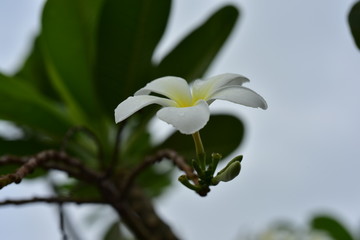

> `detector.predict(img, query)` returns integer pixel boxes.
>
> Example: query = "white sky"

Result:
[1,0,360,239]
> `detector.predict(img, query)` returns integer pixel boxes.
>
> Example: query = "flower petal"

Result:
[115,95,176,123]
[156,100,210,134]
[209,87,268,109]
[135,76,192,107]
[192,73,249,100]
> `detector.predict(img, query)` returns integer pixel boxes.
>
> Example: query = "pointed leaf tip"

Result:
[156,5,240,80]
[349,1,360,50]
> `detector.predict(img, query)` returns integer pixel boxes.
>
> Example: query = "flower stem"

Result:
[192,131,206,170]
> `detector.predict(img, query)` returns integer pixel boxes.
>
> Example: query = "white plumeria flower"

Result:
[114,73,267,134]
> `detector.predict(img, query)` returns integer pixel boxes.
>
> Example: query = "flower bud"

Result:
[211,161,241,185]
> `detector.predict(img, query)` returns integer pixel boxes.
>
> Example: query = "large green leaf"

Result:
[349,1,360,50]
[0,137,50,156]
[311,215,354,240]
[0,73,72,137]
[15,36,60,101]
[95,0,171,116]
[137,166,172,197]
[156,5,239,81]
[157,114,244,161]
[103,222,123,240]
[41,0,103,122]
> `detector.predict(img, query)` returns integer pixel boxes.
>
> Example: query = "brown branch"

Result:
[0,150,58,189]
[121,149,198,198]
[0,149,180,240]
[0,150,110,197]
[0,196,106,206]
[0,150,107,190]
[0,155,27,165]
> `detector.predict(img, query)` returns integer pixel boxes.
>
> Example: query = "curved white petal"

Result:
[192,73,249,101]
[209,87,268,109]
[135,76,192,107]
[156,100,210,134]
[115,95,176,123]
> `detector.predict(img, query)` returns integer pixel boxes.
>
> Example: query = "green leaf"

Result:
[349,1,360,50]
[95,0,171,116]
[156,5,239,81]
[41,0,103,121]
[15,36,60,101]
[0,137,51,156]
[137,166,172,197]
[0,73,72,137]
[120,117,153,167]
[103,222,123,240]
[311,215,354,240]
[157,114,245,161]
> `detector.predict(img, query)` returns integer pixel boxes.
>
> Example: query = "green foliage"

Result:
[156,5,239,81]
[137,166,173,197]
[103,222,134,240]
[311,215,355,240]
[158,114,245,161]
[95,0,171,116]
[0,73,72,137]
[15,36,60,101]
[41,0,103,121]
[103,222,122,240]
[349,1,360,50]
[0,136,50,156]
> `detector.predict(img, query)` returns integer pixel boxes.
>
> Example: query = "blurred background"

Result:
[1,0,359,239]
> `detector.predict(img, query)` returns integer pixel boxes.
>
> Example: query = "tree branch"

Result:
[58,203,68,240]
[0,150,57,189]
[0,196,106,206]
[0,150,107,189]
[121,149,198,198]
[0,149,180,239]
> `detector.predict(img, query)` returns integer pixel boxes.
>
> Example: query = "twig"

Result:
[121,149,198,198]
[0,150,105,189]
[0,196,106,206]
[0,150,57,189]
[61,207,83,240]
[0,155,26,165]
[58,203,68,240]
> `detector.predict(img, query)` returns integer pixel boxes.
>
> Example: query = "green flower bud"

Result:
[178,175,200,191]
[211,161,241,185]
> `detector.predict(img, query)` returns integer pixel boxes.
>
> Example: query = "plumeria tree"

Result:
[0,0,267,239]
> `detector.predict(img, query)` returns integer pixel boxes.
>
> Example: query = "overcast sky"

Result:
[1,0,360,240]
